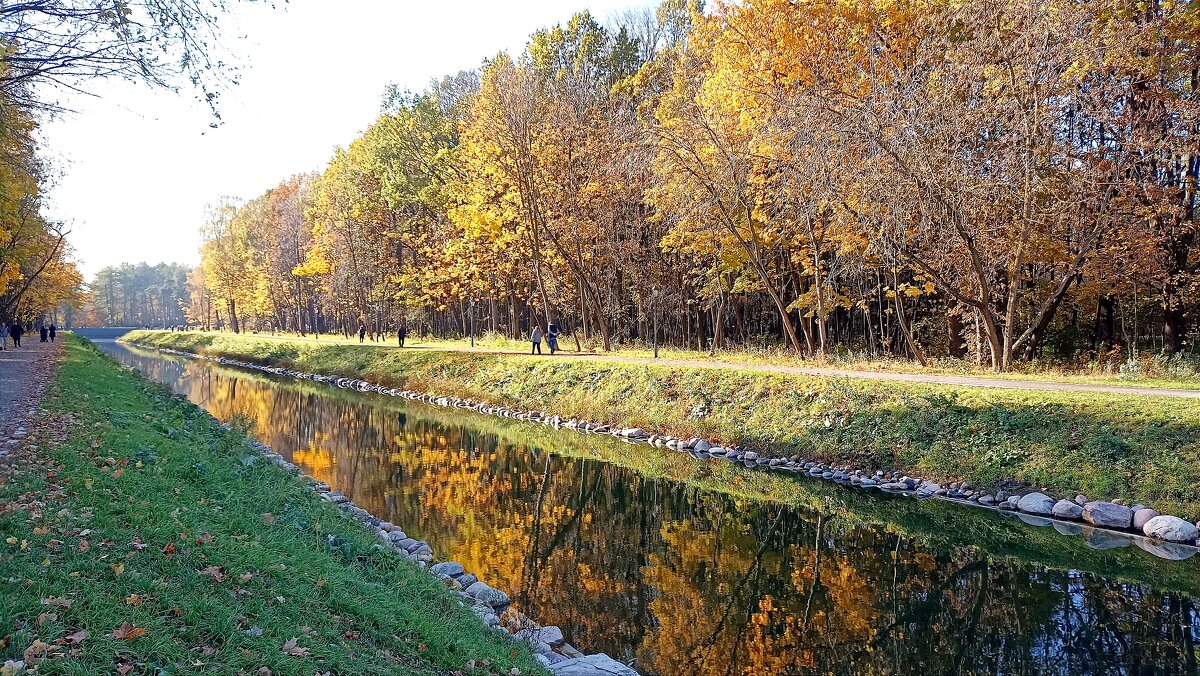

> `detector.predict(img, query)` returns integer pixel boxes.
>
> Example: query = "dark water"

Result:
[96,340,1200,675]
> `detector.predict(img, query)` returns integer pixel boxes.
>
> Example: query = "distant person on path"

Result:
[358,322,366,344]
[530,325,543,355]
[10,323,22,347]
[0,324,8,350]
[39,325,48,342]
[547,322,560,355]
[49,324,56,342]
[397,325,407,347]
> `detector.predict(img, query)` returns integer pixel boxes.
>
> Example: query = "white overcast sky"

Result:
[37,0,647,279]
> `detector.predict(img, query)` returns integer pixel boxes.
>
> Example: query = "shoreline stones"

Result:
[139,343,1200,561]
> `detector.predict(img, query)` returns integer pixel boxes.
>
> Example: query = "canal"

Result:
[95,338,1200,675]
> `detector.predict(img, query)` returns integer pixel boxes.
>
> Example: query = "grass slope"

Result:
[124,330,1200,520]
[0,335,542,675]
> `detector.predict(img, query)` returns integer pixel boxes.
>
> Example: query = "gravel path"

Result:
[0,337,62,441]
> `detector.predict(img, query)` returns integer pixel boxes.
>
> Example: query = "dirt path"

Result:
[0,337,63,448]
[123,331,1200,399]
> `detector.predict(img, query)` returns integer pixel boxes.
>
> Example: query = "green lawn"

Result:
[124,330,1200,519]
[189,328,1200,391]
[0,335,543,675]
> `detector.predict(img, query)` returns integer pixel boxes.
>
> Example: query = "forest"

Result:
[192,0,1199,372]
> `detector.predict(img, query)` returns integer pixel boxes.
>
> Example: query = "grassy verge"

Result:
[0,335,543,675]
[124,330,1200,520]
[130,345,1200,595]
[192,328,1200,391]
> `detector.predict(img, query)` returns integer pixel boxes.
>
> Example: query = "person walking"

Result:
[0,323,8,350]
[39,325,48,343]
[48,324,56,342]
[358,322,366,344]
[397,325,407,347]
[11,322,22,348]
[530,325,543,355]
[547,322,560,355]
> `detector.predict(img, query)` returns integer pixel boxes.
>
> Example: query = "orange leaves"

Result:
[110,623,145,641]
[162,542,175,557]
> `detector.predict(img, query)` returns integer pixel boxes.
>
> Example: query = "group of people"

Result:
[530,322,560,355]
[0,322,55,350]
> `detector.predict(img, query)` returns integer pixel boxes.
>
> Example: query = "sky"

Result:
[37,0,648,279]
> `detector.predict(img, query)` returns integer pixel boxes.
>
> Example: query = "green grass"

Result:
[198,328,1200,391]
[0,335,544,675]
[123,330,1200,520]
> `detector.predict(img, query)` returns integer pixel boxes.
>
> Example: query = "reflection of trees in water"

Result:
[111,347,1200,675]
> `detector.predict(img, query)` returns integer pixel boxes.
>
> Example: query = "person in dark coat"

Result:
[397,325,407,347]
[10,323,22,347]
[48,324,56,342]
[39,325,48,342]
[358,322,366,344]
[547,322,560,354]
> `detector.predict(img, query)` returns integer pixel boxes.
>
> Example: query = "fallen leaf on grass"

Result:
[111,623,145,641]
[199,566,227,582]
[238,572,253,583]
[163,542,175,557]
[195,533,214,546]
[115,662,134,675]
[343,630,360,640]
[123,594,142,607]
[261,513,275,525]
[32,526,49,536]
[58,631,87,645]
[76,540,89,553]
[23,640,57,665]
[243,626,263,637]
[280,638,308,657]
[36,613,56,626]
[40,597,72,609]
[111,562,124,577]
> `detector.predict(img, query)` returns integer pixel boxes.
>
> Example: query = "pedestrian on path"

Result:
[0,324,7,350]
[39,325,48,343]
[397,325,407,347]
[547,322,560,355]
[358,322,366,344]
[11,323,22,347]
[530,325,543,355]
[48,324,56,342]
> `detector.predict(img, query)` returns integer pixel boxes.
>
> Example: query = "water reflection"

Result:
[100,341,1200,675]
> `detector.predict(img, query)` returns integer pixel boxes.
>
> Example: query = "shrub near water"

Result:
[125,331,1200,519]
[0,335,542,675]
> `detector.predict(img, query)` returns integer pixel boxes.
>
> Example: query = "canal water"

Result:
[97,340,1200,675]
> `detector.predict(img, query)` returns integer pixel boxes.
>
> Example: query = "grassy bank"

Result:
[0,335,542,675]
[184,328,1200,391]
[127,343,1200,594]
[124,330,1200,519]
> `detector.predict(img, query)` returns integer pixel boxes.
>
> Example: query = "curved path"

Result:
[91,330,1200,399]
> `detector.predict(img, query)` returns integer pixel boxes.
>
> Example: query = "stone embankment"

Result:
[150,346,1200,565]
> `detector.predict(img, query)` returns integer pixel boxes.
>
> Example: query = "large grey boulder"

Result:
[1083,501,1132,530]
[1017,492,1055,516]
[1051,500,1083,520]
[1142,515,1200,543]
[548,654,639,675]
[1132,508,1160,530]
[693,439,711,452]
[430,562,464,577]
[465,581,509,607]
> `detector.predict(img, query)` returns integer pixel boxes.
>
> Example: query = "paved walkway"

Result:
[0,337,62,438]
[130,331,1200,399]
